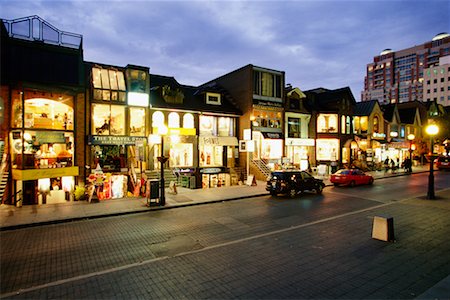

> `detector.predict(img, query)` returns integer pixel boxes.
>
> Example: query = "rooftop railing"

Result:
[2,15,82,49]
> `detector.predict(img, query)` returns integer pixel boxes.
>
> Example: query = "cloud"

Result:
[1,0,448,100]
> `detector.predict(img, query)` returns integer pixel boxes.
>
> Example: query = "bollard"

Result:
[372,215,395,242]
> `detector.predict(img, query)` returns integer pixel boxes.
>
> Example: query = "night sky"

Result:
[1,0,448,100]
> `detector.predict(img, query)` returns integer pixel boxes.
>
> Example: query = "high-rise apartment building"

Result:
[423,55,450,107]
[362,33,450,104]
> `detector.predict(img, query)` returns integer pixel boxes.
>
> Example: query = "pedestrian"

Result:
[384,157,390,173]
[390,159,396,173]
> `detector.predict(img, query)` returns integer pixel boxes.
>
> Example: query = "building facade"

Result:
[423,55,450,106]
[362,33,450,104]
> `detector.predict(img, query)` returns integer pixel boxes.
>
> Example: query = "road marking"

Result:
[0,196,429,298]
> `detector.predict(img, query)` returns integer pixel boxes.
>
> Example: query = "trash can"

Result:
[147,179,160,206]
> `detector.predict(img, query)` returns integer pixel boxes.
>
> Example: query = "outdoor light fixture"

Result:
[425,124,439,199]
[407,134,415,173]
[157,124,169,206]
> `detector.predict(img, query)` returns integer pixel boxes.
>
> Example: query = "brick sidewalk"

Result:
[0,165,431,230]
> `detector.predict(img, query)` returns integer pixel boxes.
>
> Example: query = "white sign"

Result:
[285,138,315,146]
[243,129,252,141]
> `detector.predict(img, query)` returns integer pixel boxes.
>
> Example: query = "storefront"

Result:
[285,138,315,170]
[88,135,147,199]
[10,89,78,205]
[252,131,284,170]
[198,115,238,188]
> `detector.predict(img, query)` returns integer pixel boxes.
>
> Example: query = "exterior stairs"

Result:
[250,159,271,181]
[144,169,178,188]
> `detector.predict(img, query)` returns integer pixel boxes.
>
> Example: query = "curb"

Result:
[0,169,432,232]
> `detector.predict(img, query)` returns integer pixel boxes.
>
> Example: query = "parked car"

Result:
[330,169,374,187]
[266,170,325,197]
[436,156,450,170]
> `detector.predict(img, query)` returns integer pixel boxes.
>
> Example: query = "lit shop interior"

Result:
[10,89,78,205]
[250,108,284,170]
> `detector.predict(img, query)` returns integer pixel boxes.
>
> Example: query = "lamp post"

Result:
[407,134,415,173]
[425,124,439,200]
[157,125,168,206]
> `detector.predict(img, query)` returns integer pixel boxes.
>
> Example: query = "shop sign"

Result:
[12,166,79,181]
[201,137,220,145]
[200,168,223,174]
[262,132,284,139]
[373,132,386,139]
[285,138,315,146]
[88,135,147,145]
[200,136,238,146]
[36,131,65,144]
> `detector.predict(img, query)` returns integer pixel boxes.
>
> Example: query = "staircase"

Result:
[0,141,10,204]
[250,159,271,181]
[144,169,178,188]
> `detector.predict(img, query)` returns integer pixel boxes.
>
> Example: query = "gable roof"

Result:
[150,74,242,115]
[398,107,417,124]
[355,100,378,116]
[304,86,356,112]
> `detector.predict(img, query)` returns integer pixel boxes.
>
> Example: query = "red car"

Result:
[330,169,374,187]
[436,156,450,170]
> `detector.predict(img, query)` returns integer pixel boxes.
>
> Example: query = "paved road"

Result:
[1,172,449,299]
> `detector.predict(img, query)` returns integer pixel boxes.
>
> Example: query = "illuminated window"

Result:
[129,107,146,136]
[200,115,216,136]
[183,113,194,129]
[91,67,126,102]
[92,104,125,135]
[317,114,338,133]
[152,111,165,128]
[168,112,180,128]
[373,116,379,133]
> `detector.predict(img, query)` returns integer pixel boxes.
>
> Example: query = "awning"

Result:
[261,132,284,139]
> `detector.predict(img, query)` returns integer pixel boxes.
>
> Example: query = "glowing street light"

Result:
[407,134,415,173]
[425,124,439,200]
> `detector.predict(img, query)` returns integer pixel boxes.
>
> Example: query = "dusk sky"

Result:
[1,0,448,100]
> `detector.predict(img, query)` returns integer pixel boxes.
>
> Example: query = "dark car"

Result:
[266,170,325,197]
[436,156,450,170]
[330,168,374,187]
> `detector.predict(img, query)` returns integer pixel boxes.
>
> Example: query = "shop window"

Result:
[170,143,193,167]
[200,115,216,136]
[11,91,23,128]
[168,112,180,128]
[341,116,346,134]
[346,116,351,134]
[360,116,368,133]
[317,114,338,133]
[373,116,379,133]
[288,117,301,138]
[129,107,146,136]
[316,139,339,161]
[92,104,125,135]
[218,117,234,137]
[253,109,282,129]
[19,91,74,130]
[152,111,165,128]
[11,130,74,170]
[92,67,126,102]
[183,113,194,129]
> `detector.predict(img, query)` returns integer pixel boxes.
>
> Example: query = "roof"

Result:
[150,74,242,115]
[354,100,377,116]
[382,104,396,121]
[304,86,356,112]
[398,107,417,124]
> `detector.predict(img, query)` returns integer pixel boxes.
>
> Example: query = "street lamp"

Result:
[407,134,415,173]
[425,124,439,200]
[157,124,169,206]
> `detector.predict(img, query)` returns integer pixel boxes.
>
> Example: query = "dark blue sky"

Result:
[1,0,449,100]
